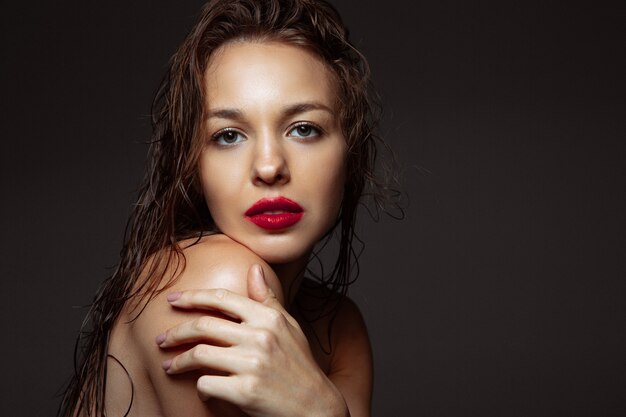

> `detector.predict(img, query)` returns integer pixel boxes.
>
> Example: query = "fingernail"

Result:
[162,359,172,371]
[167,292,182,302]
[255,264,264,277]
[155,333,166,345]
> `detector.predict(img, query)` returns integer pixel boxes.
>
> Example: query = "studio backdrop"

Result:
[1,1,624,416]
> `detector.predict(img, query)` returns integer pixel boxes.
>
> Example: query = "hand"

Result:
[156,264,349,417]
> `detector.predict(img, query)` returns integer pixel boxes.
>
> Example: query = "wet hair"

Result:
[58,0,400,415]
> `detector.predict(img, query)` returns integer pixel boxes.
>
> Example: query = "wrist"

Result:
[327,391,349,417]
[310,377,349,417]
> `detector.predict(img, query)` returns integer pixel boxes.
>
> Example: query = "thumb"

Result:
[247,264,270,303]
[247,264,298,328]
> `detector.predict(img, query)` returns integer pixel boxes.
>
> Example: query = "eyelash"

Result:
[287,122,323,139]
[210,122,324,146]
[211,128,245,146]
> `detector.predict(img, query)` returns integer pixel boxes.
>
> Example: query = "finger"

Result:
[168,289,266,323]
[163,344,246,375]
[246,265,299,328]
[156,315,246,348]
[196,375,248,405]
[246,264,269,303]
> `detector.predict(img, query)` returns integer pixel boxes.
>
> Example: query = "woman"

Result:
[59,0,397,416]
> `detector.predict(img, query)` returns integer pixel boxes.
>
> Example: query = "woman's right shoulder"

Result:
[171,233,271,295]
[128,233,275,317]
[121,233,274,353]
[110,233,270,416]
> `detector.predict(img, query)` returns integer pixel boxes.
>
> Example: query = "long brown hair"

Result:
[58,0,399,415]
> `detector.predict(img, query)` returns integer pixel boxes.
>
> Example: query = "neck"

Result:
[270,253,310,308]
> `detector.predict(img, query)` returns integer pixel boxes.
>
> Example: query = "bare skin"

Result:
[104,42,373,417]
[106,235,372,417]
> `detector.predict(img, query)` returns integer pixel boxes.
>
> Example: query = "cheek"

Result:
[198,155,239,219]
[306,145,347,216]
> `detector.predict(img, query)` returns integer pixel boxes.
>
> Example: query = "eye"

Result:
[211,129,246,146]
[287,122,322,139]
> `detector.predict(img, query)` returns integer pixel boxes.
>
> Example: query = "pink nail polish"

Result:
[167,292,182,302]
[162,359,172,370]
[155,333,166,345]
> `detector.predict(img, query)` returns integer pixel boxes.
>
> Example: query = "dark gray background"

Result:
[1,1,624,416]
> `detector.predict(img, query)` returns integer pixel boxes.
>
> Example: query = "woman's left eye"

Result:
[287,123,322,138]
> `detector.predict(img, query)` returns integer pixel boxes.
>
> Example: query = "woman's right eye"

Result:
[211,129,246,146]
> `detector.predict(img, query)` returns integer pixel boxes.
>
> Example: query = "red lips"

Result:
[245,197,304,230]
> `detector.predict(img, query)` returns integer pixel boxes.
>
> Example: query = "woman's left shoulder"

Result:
[295,285,373,415]
[333,295,367,331]
[330,295,372,371]
[295,283,368,330]
[294,284,372,371]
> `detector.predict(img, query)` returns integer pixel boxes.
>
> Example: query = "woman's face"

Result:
[198,41,347,264]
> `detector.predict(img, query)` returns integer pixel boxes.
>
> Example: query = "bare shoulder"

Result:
[295,285,370,369]
[172,234,282,298]
[130,232,281,355]
[112,234,277,417]
[294,284,373,416]
[330,295,372,372]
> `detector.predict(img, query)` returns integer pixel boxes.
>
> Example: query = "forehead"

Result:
[203,41,338,110]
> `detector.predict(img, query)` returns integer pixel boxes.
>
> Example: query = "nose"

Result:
[251,134,290,186]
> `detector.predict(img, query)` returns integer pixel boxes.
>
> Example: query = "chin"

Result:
[242,234,314,265]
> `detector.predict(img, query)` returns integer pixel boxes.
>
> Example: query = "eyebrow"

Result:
[205,101,335,120]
